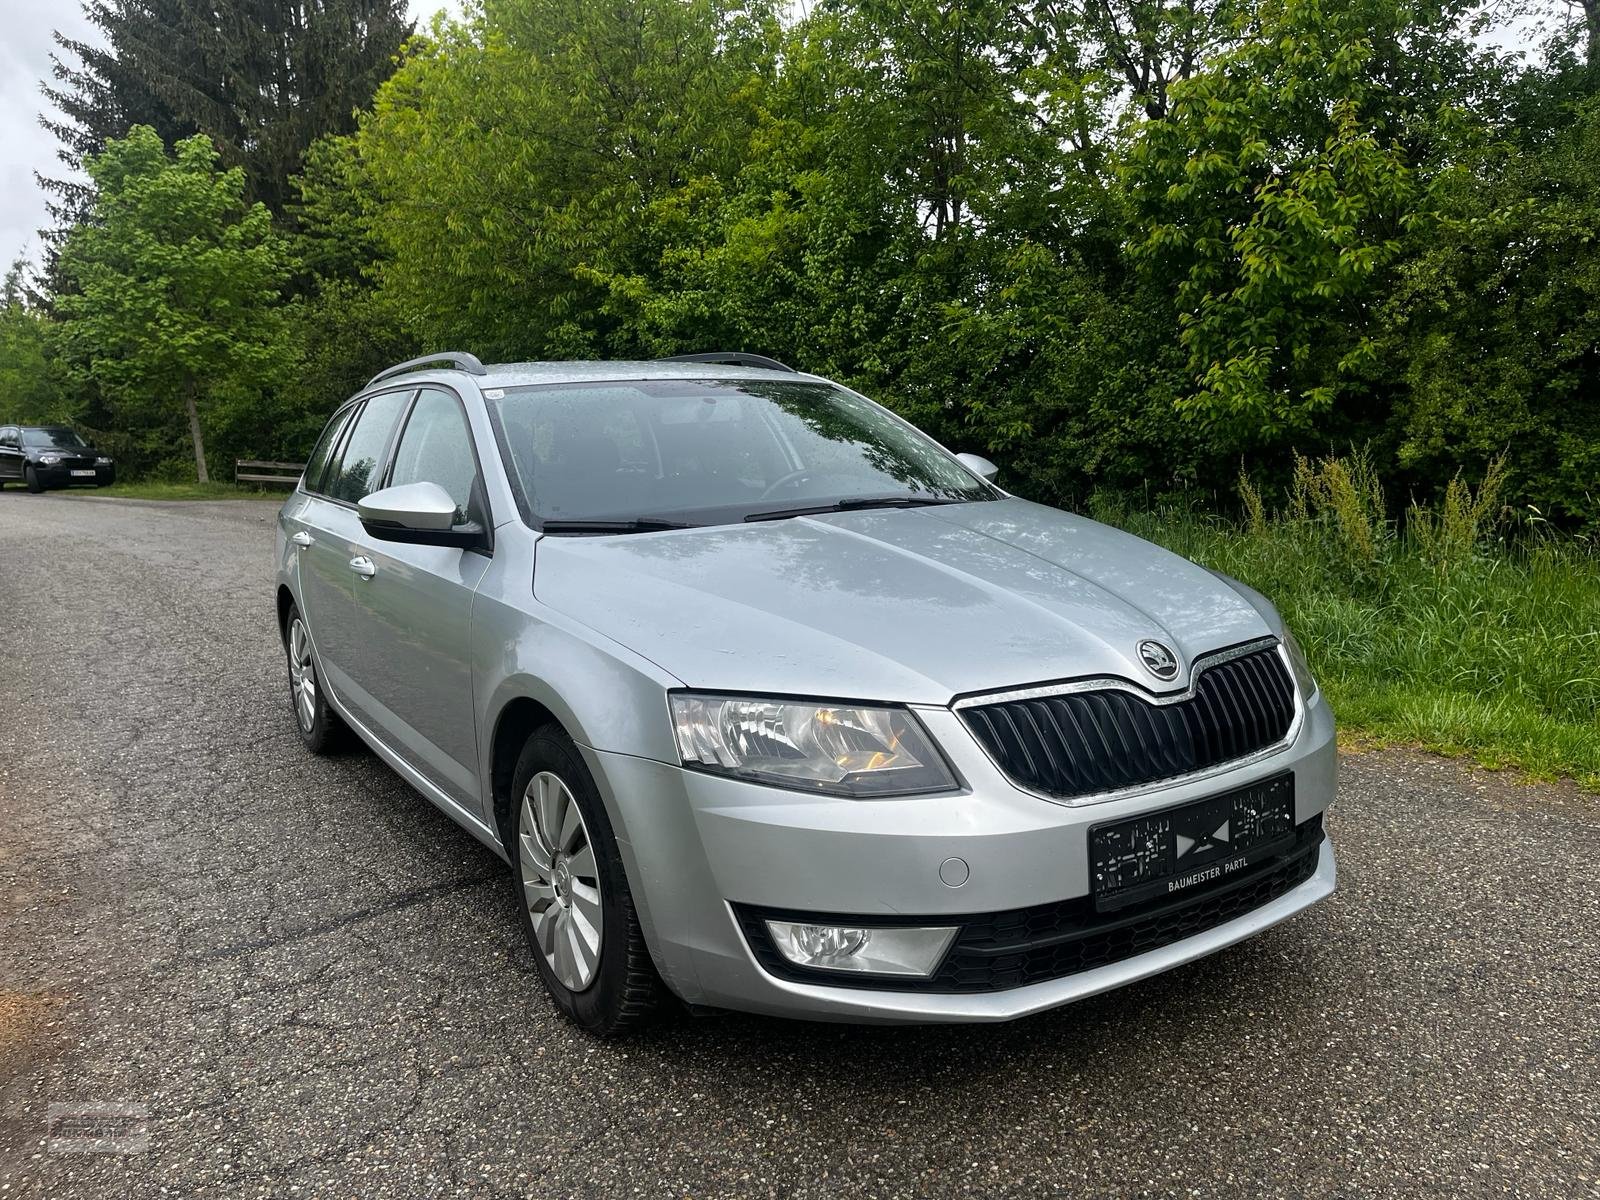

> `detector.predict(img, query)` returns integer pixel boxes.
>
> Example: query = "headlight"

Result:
[670,694,956,797]
[39,454,61,465]
[96,456,113,465]
[1281,629,1318,701]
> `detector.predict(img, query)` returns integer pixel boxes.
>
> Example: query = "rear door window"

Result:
[326,390,411,503]
[302,406,357,496]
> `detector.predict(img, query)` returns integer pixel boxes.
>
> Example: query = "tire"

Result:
[24,467,43,494]
[283,602,347,754]
[509,724,664,1035]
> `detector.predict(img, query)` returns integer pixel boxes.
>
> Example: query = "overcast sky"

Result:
[0,0,455,277]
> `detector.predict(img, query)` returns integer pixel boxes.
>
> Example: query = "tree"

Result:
[0,261,73,426]
[54,127,293,482]
[40,0,196,231]
[1022,0,1238,121]
[351,0,781,357]
[1377,96,1600,526]
[43,0,413,221]
[1122,0,1420,440]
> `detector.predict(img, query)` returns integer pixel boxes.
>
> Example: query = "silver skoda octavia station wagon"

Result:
[275,351,1336,1034]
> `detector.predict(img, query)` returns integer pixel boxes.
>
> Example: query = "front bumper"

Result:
[585,693,1338,1023]
[725,842,1334,1022]
[33,463,114,487]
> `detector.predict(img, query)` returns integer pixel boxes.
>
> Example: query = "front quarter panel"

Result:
[471,525,685,819]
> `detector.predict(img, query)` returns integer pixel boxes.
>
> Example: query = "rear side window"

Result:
[302,406,356,495]
[327,390,410,503]
[388,388,481,521]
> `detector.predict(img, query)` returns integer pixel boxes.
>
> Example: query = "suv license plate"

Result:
[1089,774,1296,912]
[70,469,96,477]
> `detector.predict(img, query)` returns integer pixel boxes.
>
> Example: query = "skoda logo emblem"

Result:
[1138,639,1180,681]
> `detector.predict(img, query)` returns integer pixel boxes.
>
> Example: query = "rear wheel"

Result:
[510,724,664,1035]
[24,467,43,494]
[284,604,346,753]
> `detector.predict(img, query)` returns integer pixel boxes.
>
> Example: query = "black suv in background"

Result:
[0,426,116,493]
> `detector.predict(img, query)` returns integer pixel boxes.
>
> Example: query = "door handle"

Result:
[290,531,314,548]
[349,555,377,579]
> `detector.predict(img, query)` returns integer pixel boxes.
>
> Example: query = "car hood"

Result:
[532,498,1274,703]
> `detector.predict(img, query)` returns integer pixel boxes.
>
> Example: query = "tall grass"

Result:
[1094,454,1600,791]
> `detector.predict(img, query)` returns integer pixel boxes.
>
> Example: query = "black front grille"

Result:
[960,644,1296,800]
[735,815,1324,994]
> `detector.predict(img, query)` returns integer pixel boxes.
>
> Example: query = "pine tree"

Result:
[40,0,414,224]
[40,0,196,230]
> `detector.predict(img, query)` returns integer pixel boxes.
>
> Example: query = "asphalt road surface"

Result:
[1,493,1596,1199]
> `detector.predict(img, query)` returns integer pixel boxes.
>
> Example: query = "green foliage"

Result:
[1124,0,1418,438]
[53,127,295,481]
[1377,96,1600,527]
[12,0,1600,537]
[347,1,781,358]
[1286,446,1391,570]
[0,263,73,426]
[1407,457,1509,570]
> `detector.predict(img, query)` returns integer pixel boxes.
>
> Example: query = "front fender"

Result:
[471,526,684,802]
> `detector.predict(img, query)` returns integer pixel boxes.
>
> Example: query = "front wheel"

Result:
[510,725,664,1035]
[283,604,346,754]
[24,467,43,494]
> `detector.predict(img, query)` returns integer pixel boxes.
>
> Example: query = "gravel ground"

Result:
[0,492,1596,1199]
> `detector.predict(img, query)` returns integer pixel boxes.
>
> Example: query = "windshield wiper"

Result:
[744,495,963,523]
[539,518,695,535]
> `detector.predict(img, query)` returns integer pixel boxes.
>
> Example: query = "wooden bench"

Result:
[235,459,305,487]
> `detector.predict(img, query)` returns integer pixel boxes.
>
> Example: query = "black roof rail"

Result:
[659,352,796,374]
[367,352,488,388]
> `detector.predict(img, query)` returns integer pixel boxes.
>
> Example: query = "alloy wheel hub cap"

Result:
[517,770,603,991]
[553,857,572,903]
[288,619,316,732]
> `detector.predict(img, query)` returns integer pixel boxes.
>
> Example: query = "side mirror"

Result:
[358,482,485,549]
[956,452,1000,484]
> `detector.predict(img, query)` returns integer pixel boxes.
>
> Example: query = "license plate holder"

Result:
[1089,774,1296,912]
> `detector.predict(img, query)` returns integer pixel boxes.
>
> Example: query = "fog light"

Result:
[765,920,957,977]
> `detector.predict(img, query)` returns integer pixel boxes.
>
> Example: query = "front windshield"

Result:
[488,379,996,527]
[23,428,87,449]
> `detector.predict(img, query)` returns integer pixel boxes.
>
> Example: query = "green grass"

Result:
[1092,495,1600,792]
[73,480,285,501]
